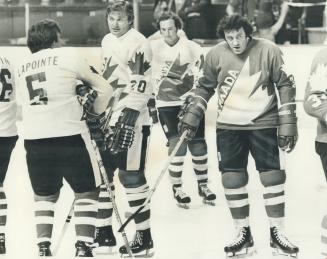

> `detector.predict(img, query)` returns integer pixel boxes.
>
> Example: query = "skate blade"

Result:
[94,246,115,255]
[177,203,190,209]
[120,248,154,258]
[272,248,298,258]
[203,199,216,206]
[226,247,256,258]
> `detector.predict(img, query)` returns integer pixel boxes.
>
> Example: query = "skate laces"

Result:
[200,185,212,195]
[228,228,247,247]
[273,228,295,248]
[175,187,188,199]
[131,231,143,246]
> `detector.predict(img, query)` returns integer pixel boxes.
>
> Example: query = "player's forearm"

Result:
[193,85,215,103]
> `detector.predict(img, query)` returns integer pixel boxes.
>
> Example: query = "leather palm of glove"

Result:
[178,95,206,140]
[76,84,98,113]
[86,112,109,151]
[278,123,298,153]
[108,107,140,154]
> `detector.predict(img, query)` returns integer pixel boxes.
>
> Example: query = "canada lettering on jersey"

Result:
[218,70,239,113]
[17,56,58,77]
[0,57,10,66]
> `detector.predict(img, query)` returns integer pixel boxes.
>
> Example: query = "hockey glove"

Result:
[85,111,109,151]
[178,95,207,140]
[108,107,140,154]
[278,103,298,153]
[76,84,98,113]
[147,97,159,124]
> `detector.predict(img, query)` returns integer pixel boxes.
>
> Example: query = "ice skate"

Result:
[0,233,5,255]
[38,241,52,257]
[224,226,256,258]
[172,185,191,209]
[93,225,116,254]
[270,227,299,258]
[198,183,216,206]
[75,241,93,257]
[119,228,154,258]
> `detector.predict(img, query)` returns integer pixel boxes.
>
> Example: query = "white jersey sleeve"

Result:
[0,57,17,136]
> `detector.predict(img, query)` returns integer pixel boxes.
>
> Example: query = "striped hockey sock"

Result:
[168,156,184,186]
[0,187,6,235]
[97,184,114,227]
[192,154,208,185]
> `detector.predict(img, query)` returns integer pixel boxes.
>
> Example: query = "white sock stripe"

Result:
[75,199,97,205]
[99,191,114,198]
[136,220,150,231]
[96,219,112,227]
[171,156,185,163]
[35,216,54,225]
[125,184,149,194]
[195,174,208,181]
[126,192,148,202]
[0,226,5,232]
[130,203,150,213]
[35,201,55,211]
[74,217,96,225]
[168,164,183,172]
[97,202,113,209]
[37,237,51,243]
[0,210,7,216]
[74,205,97,212]
[0,187,4,192]
[192,154,208,161]
[76,236,94,243]
[0,200,6,205]
[264,195,285,206]
[192,163,208,171]
[264,184,285,194]
[227,198,249,208]
[224,187,248,195]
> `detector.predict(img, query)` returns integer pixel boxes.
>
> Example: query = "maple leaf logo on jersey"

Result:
[218,58,273,125]
[309,63,327,92]
[158,54,194,102]
[103,57,118,80]
[128,52,150,75]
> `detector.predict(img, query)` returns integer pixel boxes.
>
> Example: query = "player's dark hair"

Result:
[106,1,134,27]
[217,14,253,39]
[27,19,61,54]
[156,12,183,30]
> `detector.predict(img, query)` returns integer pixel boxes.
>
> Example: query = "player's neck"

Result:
[165,37,180,47]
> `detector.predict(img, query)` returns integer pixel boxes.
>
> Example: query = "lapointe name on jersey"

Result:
[0,57,10,66]
[218,69,240,112]
[17,56,58,77]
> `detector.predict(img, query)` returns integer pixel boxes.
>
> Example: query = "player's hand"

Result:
[76,84,98,112]
[147,97,159,124]
[108,108,140,154]
[86,112,108,151]
[278,123,298,153]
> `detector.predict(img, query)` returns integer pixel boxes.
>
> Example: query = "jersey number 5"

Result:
[26,72,48,105]
[0,68,13,102]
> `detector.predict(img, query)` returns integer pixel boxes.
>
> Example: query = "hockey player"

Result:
[303,48,327,257]
[178,14,299,257]
[150,12,216,208]
[15,19,113,257]
[0,56,18,255]
[92,1,154,257]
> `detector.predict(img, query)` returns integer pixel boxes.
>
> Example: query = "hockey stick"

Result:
[91,139,134,258]
[118,129,189,233]
[53,199,75,256]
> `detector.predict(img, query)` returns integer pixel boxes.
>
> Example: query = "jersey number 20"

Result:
[0,68,13,102]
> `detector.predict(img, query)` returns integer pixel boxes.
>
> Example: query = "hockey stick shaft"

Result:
[53,199,75,256]
[91,140,134,258]
[118,130,189,233]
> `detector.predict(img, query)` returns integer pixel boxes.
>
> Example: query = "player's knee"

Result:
[188,139,207,156]
[168,137,187,156]
[34,190,60,203]
[221,171,249,189]
[74,188,99,200]
[259,170,286,187]
[118,170,147,188]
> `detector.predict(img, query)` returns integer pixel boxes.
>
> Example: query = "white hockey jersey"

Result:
[0,57,17,137]
[150,37,204,108]
[16,47,108,139]
[101,28,153,126]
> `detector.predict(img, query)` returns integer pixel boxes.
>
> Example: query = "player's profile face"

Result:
[224,27,249,55]
[159,19,179,46]
[107,11,130,38]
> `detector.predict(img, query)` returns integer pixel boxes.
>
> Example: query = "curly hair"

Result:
[156,12,183,30]
[27,19,61,53]
[106,1,134,26]
[217,14,253,39]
